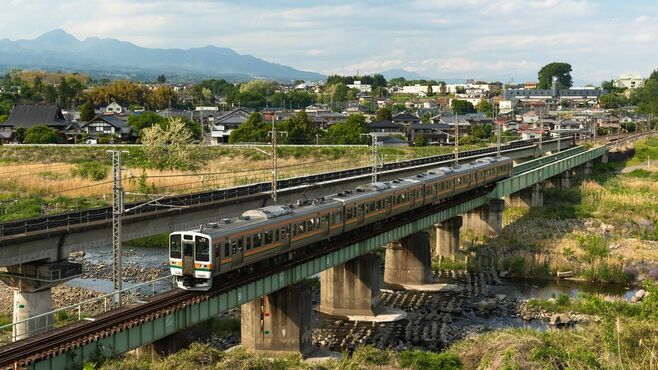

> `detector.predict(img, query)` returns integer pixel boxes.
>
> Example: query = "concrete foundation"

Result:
[384,232,432,286]
[134,333,185,358]
[583,161,593,176]
[241,283,313,356]
[12,289,53,340]
[435,216,462,259]
[560,171,572,188]
[505,183,543,208]
[319,253,381,318]
[462,199,504,238]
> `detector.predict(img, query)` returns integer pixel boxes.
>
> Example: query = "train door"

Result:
[281,225,291,250]
[385,196,392,216]
[231,236,244,267]
[182,235,195,275]
[358,204,365,225]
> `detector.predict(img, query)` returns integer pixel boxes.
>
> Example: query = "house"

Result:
[615,73,644,90]
[346,81,372,93]
[523,82,538,89]
[156,107,193,120]
[314,111,346,127]
[392,112,421,126]
[379,136,408,147]
[407,123,451,145]
[210,108,252,144]
[376,98,393,108]
[80,115,132,141]
[1,104,70,142]
[519,129,544,140]
[103,102,124,114]
[368,120,406,137]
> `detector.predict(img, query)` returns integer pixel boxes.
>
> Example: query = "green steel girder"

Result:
[27,146,606,370]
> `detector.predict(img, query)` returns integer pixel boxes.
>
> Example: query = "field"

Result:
[0,144,484,221]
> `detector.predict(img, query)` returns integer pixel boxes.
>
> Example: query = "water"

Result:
[495,278,639,301]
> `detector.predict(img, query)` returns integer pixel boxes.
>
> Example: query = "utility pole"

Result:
[494,100,501,157]
[539,103,543,152]
[108,150,127,306]
[454,110,459,165]
[361,133,381,183]
[268,118,287,203]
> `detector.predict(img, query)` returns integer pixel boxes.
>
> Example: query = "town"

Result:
[1,65,654,148]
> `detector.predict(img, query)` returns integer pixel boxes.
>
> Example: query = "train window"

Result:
[195,236,210,262]
[246,236,252,250]
[231,241,237,255]
[237,238,243,252]
[224,242,230,257]
[346,208,353,219]
[169,234,182,259]
[265,230,273,244]
[183,234,193,241]
[253,233,262,248]
[275,229,280,241]
[281,227,288,239]
[297,222,306,234]
[457,177,462,185]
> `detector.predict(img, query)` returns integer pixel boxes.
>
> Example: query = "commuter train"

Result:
[169,156,513,290]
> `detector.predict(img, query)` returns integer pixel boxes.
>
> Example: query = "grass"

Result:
[124,233,169,248]
[208,317,241,337]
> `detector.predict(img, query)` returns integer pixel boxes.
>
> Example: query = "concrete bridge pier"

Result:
[583,161,593,176]
[505,183,543,208]
[241,283,313,356]
[0,261,81,341]
[319,253,382,318]
[435,216,462,260]
[383,232,432,287]
[461,199,505,238]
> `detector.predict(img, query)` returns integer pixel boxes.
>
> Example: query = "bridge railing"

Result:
[0,275,174,346]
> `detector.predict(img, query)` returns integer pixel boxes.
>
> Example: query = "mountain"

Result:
[0,29,325,82]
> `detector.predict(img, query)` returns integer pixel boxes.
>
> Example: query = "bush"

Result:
[398,350,462,370]
[71,162,109,181]
[24,125,62,144]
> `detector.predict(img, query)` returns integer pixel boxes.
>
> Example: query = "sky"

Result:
[1,0,658,84]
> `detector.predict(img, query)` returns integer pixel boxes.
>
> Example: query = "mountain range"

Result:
[0,29,325,82]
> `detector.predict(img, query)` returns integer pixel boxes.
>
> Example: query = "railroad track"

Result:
[0,186,492,369]
[0,139,541,240]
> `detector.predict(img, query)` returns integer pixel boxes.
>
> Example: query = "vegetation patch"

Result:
[124,233,169,248]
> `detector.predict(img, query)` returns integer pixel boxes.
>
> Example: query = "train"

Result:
[169,156,513,290]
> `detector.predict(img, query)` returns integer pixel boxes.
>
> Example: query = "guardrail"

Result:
[0,275,174,345]
[0,139,549,240]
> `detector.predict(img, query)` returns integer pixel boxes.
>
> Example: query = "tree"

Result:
[128,112,167,135]
[413,134,427,147]
[14,127,25,143]
[427,85,434,97]
[471,124,493,139]
[537,62,573,89]
[329,83,349,103]
[326,117,368,144]
[451,100,476,115]
[156,74,167,84]
[229,90,266,109]
[599,94,628,109]
[149,85,177,110]
[279,110,317,144]
[475,100,494,116]
[79,101,95,122]
[375,107,393,121]
[24,125,61,144]
[421,112,431,124]
[229,113,270,143]
[141,117,203,170]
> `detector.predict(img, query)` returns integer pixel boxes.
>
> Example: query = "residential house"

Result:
[80,115,132,142]
[210,108,251,144]
[156,107,194,120]
[1,104,69,142]
[346,81,372,93]
[615,73,644,90]
[392,112,421,126]
[368,120,406,138]
[376,98,393,108]
[103,102,124,114]
[407,123,451,145]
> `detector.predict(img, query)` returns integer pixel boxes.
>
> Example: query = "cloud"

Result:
[0,0,657,82]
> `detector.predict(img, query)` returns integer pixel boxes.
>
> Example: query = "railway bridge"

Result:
[0,135,647,369]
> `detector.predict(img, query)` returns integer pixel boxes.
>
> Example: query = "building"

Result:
[523,82,538,89]
[80,115,132,141]
[1,104,68,141]
[503,77,606,102]
[368,120,406,137]
[392,112,421,126]
[615,73,645,90]
[210,108,251,144]
[407,123,451,145]
[103,102,124,114]
[346,81,372,93]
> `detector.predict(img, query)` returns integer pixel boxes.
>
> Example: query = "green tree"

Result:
[330,83,349,103]
[427,85,434,96]
[156,74,167,84]
[228,113,270,143]
[79,101,95,122]
[229,90,266,109]
[413,134,426,147]
[375,107,393,121]
[279,110,317,144]
[633,79,658,116]
[475,100,494,116]
[599,94,628,109]
[326,118,368,144]
[537,62,573,89]
[128,112,167,135]
[421,112,431,124]
[14,127,25,143]
[471,124,494,139]
[24,125,61,144]
[451,100,476,115]
[141,117,203,170]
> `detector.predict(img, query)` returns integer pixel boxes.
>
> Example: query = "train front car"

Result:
[169,231,213,290]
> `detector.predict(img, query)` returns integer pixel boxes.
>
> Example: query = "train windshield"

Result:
[196,236,210,262]
[170,234,182,259]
